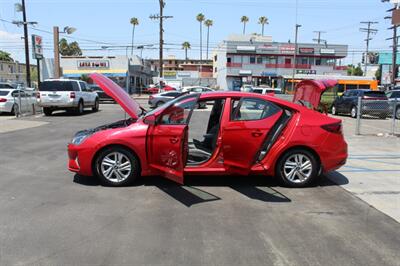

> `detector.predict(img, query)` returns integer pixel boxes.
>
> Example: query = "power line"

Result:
[360,21,378,75]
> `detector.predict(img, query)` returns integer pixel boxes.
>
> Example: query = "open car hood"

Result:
[89,73,142,119]
[293,79,337,109]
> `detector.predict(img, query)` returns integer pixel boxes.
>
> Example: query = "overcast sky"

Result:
[0,0,396,64]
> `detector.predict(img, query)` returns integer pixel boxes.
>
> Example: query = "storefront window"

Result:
[250,56,256,64]
[257,57,263,64]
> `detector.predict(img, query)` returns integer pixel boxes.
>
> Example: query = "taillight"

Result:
[0,98,7,102]
[70,92,76,99]
[149,95,154,100]
[321,122,342,134]
[36,93,40,99]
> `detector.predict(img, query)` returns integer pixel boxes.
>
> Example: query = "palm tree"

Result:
[130,17,139,56]
[240,16,249,35]
[258,16,269,36]
[204,19,213,60]
[182,42,191,62]
[196,13,205,62]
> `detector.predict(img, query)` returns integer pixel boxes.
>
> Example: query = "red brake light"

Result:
[0,98,7,102]
[149,95,154,100]
[36,93,40,99]
[70,92,76,99]
[321,122,342,134]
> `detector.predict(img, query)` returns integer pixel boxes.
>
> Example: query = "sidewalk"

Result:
[0,115,47,134]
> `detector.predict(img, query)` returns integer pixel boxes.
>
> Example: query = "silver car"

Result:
[0,89,37,115]
[148,91,185,108]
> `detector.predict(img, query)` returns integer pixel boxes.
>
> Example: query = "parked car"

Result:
[181,86,214,93]
[38,79,100,116]
[0,83,14,89]
[386,89,400,119]
[68,73,347,188]
[89,84,115,102]
[144,83,176,94]
[0,89,37,115]
[148,91,185,108]
[331,90,389,118]
[252,87,282,96]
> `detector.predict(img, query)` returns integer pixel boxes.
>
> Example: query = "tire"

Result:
[75,100,84,115]
[94,146,140,186]
[43,107,52,116]
[156,101,165,108]
[92,98,99,112]
[276,149,319,188]
[396,107,400,120]
[350,106,357,118]
[378,114,387,120]
[331,105,337,115]
[10,104,18,116]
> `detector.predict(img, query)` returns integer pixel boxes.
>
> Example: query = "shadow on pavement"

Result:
[49,109,101,117]
[322,171,349,186]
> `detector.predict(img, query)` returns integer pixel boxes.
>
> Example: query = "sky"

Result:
[0,0,396,64]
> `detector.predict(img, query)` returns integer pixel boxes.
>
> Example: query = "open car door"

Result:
[147,94,198,184]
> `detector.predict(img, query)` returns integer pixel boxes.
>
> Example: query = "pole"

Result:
[360,21,378,76]
[21,0,31,87]
[392,4,398,84]
[36,58,40,87]
[159,0,164,78]
[291,24,300,92]
[356,96,362,135]
[53,26,60,78]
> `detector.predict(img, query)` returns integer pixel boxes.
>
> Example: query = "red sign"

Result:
[280,45,295,54]
[299,48,314,54]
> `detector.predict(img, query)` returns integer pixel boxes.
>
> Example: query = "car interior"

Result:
[187,99,225,165]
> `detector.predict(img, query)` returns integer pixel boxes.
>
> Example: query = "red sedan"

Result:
[144,83,176,94]
[68,73,347,187]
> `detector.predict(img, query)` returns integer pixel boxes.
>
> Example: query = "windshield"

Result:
[364,91,387,98]
[39,81,74,91]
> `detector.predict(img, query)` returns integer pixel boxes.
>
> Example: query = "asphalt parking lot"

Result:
[0,101,399,265]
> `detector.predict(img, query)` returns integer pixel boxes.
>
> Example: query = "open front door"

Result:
[222,97,283,175]
[148,94,198,184]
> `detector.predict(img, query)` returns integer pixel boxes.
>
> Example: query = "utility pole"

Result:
[53,26,76,79]
[313,31,326,44]
[21,0,31,87]
[360,21,378,76]
[291,24,301,92]
[150,0,173,79]
[383,0,399,84]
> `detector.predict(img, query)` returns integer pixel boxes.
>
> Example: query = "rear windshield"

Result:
[252,89,263,94]
[39,81,74,91]
[364,91,387,98]
[0,90,10,96]
[0,84,13,89]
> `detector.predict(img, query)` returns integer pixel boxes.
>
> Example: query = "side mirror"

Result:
[143,114,156,125]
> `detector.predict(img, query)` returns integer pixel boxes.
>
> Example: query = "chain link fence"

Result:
[12,90,41,117]
[355,97,399,136]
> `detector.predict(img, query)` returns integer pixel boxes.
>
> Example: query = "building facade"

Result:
[0,60,37,86]
[60,55,157,93]
[213,35,348,91]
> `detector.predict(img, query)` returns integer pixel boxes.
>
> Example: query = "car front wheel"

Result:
[331,105,337,115]
[92,98,99,112]
[350,106,357,118]
[94,147,139,186]
[43,107,52,116]
[396,107,400,120]
[277,149,319,188]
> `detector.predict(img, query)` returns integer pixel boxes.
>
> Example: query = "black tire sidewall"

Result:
[351,106,357,118]
[95,147,139,187]
[76,101,84,115]
[92,99,99,112]
[277,149,319,188]
[43,107,52,116]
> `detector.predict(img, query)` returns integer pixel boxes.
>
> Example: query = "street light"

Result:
[291,24,301,92]
[53,25,76,78]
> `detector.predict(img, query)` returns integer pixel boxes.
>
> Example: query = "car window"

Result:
[79,82,88,91]
[159,97,197,125]
[72,82,80,92]
[0,90,10,96]
[11,90,21,97]
[164,92,181,97]
[364,91,387,98]
[0,84,13,89]
[231,98,281,121]
[252,89,263,94]
[392,91,400,98]
[40,81,74,91]
[343,90,351,97]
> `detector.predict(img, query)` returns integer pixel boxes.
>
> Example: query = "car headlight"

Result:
[71,132,91,145]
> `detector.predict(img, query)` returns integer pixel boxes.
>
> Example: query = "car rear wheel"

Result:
[396,107,400,120]
[43,107,52,116]
[10,104,18,116]
[350,106,357,118]
[95,147,139,186]
[76,100,84,115]
[277,149,319,188]
[92,98,99,112]
[331,105,337,115]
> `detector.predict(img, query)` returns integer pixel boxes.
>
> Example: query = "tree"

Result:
[241,16,249,35]
[80,74,90,82]
[182,42,191,62]
[347,64,364,76]
[204,19,213,60]
[130,17,139,56]
[258,16,269,36]
[196,13,205,62]
[0,50,14,62]
[59,38,82,56]
[375,67,381,81]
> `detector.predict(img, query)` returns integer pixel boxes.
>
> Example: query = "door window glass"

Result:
[159,97,197,125]
[231,98,281,121]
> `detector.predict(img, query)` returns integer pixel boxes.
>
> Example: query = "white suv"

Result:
[38,79,99,116]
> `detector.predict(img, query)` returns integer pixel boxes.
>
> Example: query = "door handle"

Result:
[170,137,179,144]
[251,131,263,137]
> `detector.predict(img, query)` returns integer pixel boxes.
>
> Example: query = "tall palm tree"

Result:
[258,16,269,36]
[204,19,213,60]
[196,13,205,62]
[240,16,249,35]
[130,17,139,56]
[182,41,191,62]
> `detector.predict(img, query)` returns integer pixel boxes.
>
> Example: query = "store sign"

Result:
[280,44,295,54]
[261,72,277,77]
[237,46,256,52]
[320,48,335,55]
[177,71,192,78]
[258,44,279,51]
[31,35,43,59]
[296,69,317,75]
[299,48,314,55]
[163,71,177,77]
[239,70,252,75]
[78,60,110,69]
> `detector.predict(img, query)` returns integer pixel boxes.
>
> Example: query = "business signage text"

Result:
[299,48,314,54]
[77,60,110,69]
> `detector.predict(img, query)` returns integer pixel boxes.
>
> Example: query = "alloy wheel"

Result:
[331,106,336,115]
[283,154,313,184]
[351,107,357,118]
[100,152,132,183]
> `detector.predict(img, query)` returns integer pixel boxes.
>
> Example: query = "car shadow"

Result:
[50,109,102,117]
[321,171,349,186]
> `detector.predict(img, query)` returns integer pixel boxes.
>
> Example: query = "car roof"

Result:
[43,79,78,82]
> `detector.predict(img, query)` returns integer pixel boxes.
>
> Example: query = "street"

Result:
[0,102,399,265]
